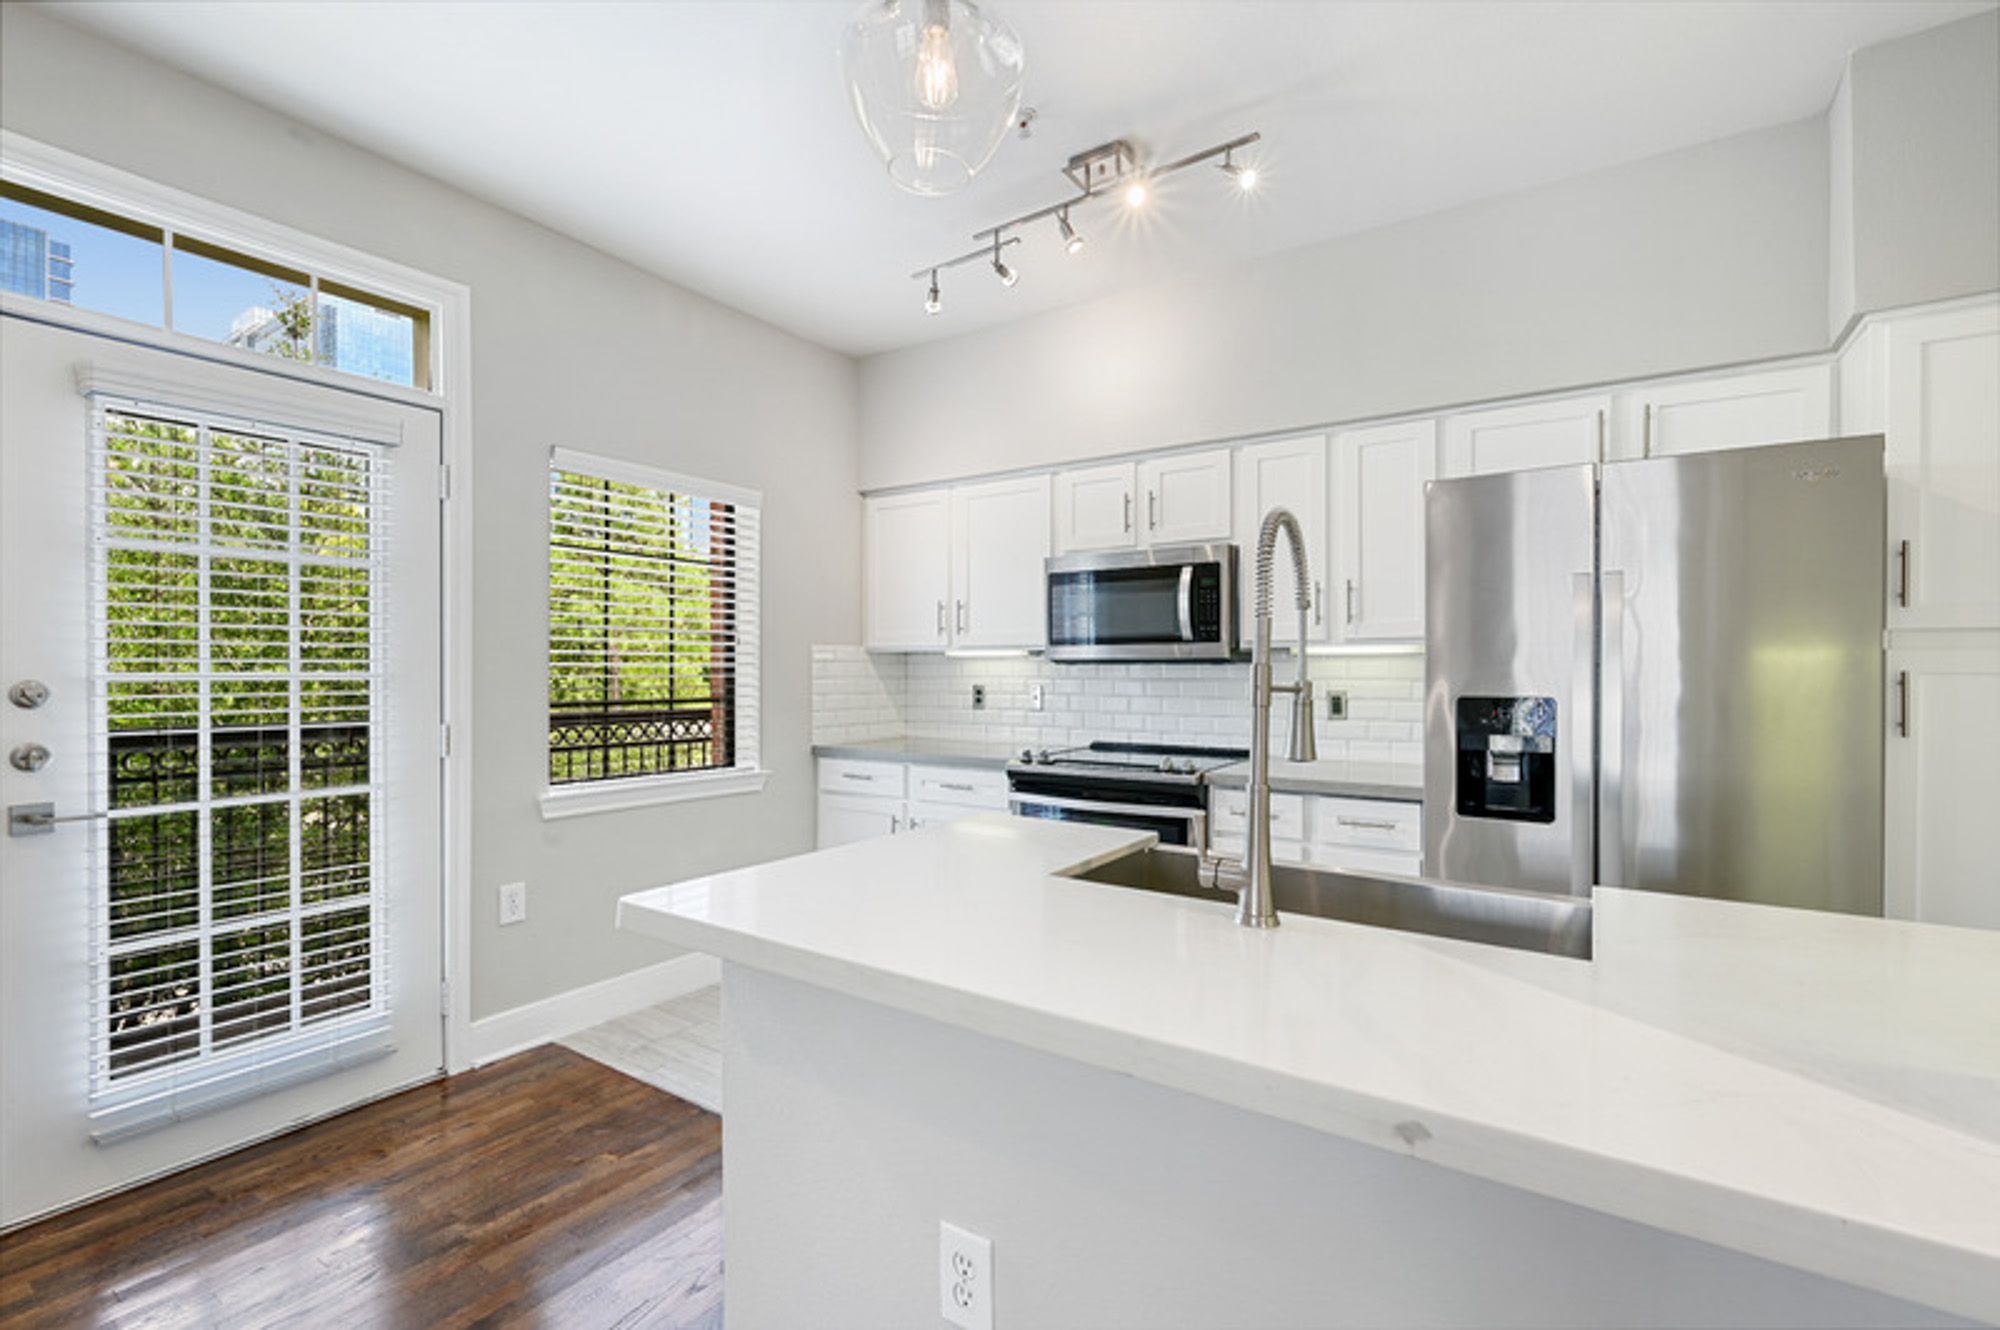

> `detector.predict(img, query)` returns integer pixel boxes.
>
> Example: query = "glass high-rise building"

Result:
[1,219,74,303]
[225,296,415,387]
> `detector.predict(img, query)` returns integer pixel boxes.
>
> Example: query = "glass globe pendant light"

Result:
[841,0,1026,196]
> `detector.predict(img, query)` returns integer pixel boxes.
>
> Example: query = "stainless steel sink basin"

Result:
[1065,846,1594,960]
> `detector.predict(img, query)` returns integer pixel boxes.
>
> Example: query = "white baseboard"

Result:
[463,951,721,1068]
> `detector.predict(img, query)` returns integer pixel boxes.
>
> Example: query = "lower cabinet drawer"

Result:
[1211,789,1307,842]
[907,764,1008,810]
[1310,797,1422,855]
[1310,845,1422,878]
[1207,833,1309,864]
[818,758,907,798]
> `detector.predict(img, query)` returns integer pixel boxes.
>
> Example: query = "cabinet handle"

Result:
[936,599,947,636]
[1596,409,1607,465]
[839,771,876,782]
[1896,670,1910,738]
[1122,492,1132,533]
[1148,490,1159,531]
[956,599,968,633]
[1337,816,1400,832]
[1344,579,1356,625]
[891,814,902,834]
[1896,539,1910,608]
[938,781,976,793]
[1313,580,1323,627]
[1643,403,1653,459]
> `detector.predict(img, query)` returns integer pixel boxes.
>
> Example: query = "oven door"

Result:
[1008,792,1207,848]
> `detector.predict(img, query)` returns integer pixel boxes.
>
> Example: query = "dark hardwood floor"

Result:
[0,1045,723,1329]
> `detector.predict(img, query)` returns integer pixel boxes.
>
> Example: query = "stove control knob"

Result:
[1019,749,1034,763]
[1036,749,1052,765]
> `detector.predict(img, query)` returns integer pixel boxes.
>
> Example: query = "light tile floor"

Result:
[559,983,723,1115]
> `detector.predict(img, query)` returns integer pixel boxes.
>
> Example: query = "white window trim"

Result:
[541,446,767,817]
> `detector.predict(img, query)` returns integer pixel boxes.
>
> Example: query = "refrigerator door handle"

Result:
[1596,570,1625,890]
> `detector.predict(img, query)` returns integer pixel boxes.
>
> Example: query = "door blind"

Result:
[85,397,396,1140]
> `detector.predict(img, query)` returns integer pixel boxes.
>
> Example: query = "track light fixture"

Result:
[990,235,1018,287]
[1057,207,1084,255]
[908,131,1261,311]
[1220,146,1259,193]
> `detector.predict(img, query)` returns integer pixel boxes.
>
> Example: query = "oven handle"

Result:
[1010,792,1207,832]
[1178,564,1195,642]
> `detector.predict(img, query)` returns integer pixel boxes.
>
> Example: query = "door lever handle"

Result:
[9,802,109,837]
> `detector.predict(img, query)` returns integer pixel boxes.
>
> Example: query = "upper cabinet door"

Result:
[951,474,1051,649]
[1139,448,1234,545]
[1879,302,2000,631]
[1441,394,1610,477]
[1615,364,1834,459]
[863,489,951,649]
[1233,436,1330,646]
[1052,462,1137,553]
[1334,419,1437,642]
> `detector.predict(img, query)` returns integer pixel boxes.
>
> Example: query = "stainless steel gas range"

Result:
[1006,742,1248,849]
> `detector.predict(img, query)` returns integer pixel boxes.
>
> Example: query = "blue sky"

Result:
[3,194,299,339]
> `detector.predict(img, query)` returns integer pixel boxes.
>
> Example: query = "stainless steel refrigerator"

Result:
[1423,435,1885,915]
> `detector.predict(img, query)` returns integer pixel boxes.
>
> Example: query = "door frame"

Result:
[2,131,479,1075]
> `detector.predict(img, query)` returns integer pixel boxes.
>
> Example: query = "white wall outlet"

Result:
[939,1221,993,1330]
[1326,689,1348,720]
[971,684,986,710]
[1029,682,1045,712]
[497,881,527,926]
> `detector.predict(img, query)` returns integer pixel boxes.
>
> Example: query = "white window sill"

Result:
[538,768,771,820]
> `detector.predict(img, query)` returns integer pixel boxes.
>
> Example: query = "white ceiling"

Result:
[37,0,1995,358]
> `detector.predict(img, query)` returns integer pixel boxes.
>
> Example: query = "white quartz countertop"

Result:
[1205,757,1424,801]
[617,816,2000,1322]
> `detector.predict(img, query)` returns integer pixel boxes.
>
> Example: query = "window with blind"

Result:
[544,449,762,810]
[87,399,394,1138]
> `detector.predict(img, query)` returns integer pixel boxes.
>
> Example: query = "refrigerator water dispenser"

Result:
[1454,697,1556,823]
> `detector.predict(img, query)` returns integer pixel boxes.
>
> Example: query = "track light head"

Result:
[1058,209,1085,255]
[990,234,1018,286]
[1123,178,1149,209]
[1221,148,1259,193]
[925,270,942,315]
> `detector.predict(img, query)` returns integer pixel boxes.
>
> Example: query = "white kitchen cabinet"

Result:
[1208,788,1309,863]
[1844,300,2000,632]
[1233,436,1331,646]
[863,490,950,649]
[1441,394,1610,477]
[1884,645,2000,930]
[1614,363,1834,459]
[950,475,1052,649]
[1053,449,1233,552]
[864,476,1050,651]
[1333,419,1436,642]
[815,758,1009,848]
[1309,796,1423,877]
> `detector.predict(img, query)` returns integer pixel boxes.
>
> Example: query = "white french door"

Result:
[0,314,444,1227]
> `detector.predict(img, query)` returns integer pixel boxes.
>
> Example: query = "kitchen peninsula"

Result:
[617,816,1999,1328]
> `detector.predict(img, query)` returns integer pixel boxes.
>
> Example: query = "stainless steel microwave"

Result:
[1045,544,1238,662]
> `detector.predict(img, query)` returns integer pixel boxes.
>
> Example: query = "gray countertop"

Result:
[812,737,1021,769]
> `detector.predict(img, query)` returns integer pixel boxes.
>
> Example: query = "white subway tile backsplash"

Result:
[811,647,1427,752]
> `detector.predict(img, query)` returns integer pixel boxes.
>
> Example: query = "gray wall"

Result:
[858,117,1831,490]
[1840,9,2000,331]
[0,6,863,1020]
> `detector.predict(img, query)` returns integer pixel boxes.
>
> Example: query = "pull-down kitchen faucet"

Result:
[1204,507,1316,927]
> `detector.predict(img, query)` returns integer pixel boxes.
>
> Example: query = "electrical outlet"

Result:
[498,881,527,926]
[1029,682,1045,712]
[971,684,986,710]
[1326,690,1348,720]
[939,1222,992,1330]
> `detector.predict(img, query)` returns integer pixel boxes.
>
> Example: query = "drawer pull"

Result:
[937,781,977,792]
[1337,816,1400,832]
[839,771,880,782]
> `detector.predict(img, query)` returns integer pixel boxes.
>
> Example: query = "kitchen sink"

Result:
[1065,846,1594,960]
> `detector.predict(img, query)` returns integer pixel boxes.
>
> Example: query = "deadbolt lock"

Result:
[8,680,51,710]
